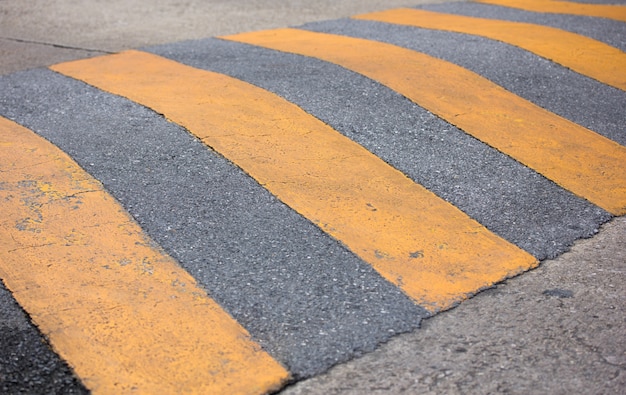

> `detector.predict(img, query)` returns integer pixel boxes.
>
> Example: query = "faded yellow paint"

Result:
[475,0,626,23]
[0,116,289,394]
[51,50,537,312]
[354,8,626,92]
[222,28,626,216]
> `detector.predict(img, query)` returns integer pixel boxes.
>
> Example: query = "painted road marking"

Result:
[0,116,289,394]
[51,50,536,313]
[354,8,626,92]
[474,0,626,23]
[223,28,626,216]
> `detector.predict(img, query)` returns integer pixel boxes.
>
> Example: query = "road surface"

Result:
[1,0,625,393]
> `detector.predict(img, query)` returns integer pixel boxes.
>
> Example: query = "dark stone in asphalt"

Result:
[543,288,574,298]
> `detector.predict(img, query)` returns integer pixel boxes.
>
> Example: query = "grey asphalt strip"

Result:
[421,2,626,51]
[0,69,427,379]
[299,18,626,147]
[146,38,610,261]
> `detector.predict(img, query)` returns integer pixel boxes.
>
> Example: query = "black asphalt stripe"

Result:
[420,2,626,52]
[299,18,626,147]
[0,69,427,379]
[146,38,610,261]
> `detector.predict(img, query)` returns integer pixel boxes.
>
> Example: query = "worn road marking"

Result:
[51,50,536,312]
[354,8,626,92]
[0,116,289,394]
[475,0,626,23]
[223,28,626,216]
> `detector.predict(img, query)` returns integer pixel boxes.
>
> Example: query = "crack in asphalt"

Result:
[0,36,112,54]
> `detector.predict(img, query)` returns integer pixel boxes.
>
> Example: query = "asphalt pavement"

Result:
[1,0,625,394]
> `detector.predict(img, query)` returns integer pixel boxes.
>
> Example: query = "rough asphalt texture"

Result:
[147,37,610,260]
[283,216,626,394]
[422,1,626,51]
[0,69,427,379]
[300,17,626,146]
[1,0,625,393]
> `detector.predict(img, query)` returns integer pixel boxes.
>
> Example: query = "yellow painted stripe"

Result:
[474,0,626,23]
[51,50,537,312]
[222,28,626,216]
[0,116,289,394]
[354,8,626,92]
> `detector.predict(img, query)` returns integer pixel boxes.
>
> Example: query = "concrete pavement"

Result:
[1,0,624,393]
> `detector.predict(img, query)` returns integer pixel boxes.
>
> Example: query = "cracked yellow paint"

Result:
[354,8,626,92]
[474,0,626,23]
[223,28,626,215]
[0,116,289,394]
[51,50,537,312]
